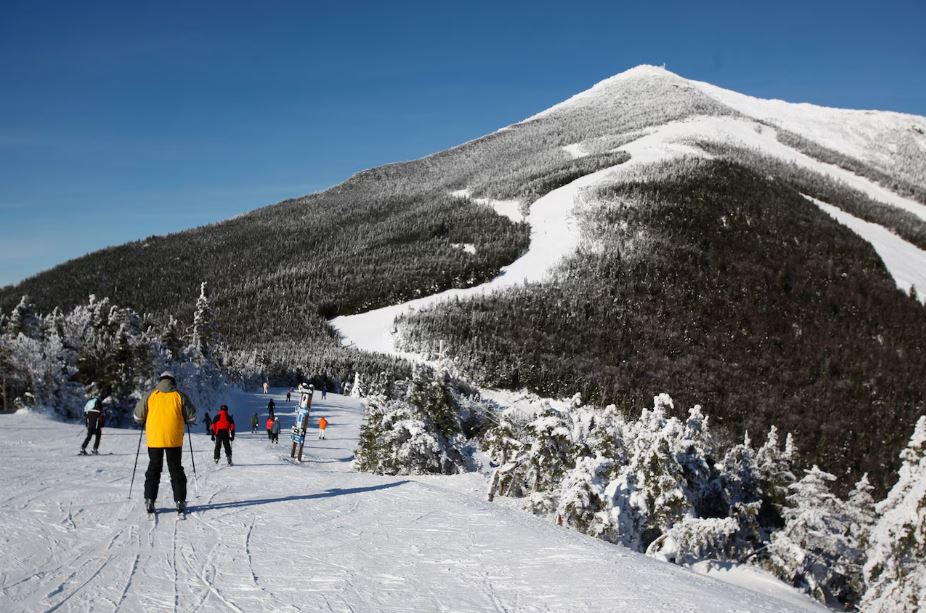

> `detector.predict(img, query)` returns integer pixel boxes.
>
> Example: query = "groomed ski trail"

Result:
[0,389,823,612]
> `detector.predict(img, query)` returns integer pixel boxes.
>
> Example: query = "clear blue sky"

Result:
[2,0,924,287]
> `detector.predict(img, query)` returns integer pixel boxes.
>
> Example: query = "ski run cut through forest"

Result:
[2,64,926,612]
[0,388,823,612]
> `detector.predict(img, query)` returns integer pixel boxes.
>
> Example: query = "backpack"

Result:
[84,397,100,414]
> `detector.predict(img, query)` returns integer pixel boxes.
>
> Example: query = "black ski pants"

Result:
[214,431,232,461]
[81,426,101,451]
[144,446,186,503]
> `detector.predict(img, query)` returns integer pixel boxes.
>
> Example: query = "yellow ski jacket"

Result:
[133,379,197,448]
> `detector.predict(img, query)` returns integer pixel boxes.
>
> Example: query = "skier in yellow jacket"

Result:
[134,371,197,515]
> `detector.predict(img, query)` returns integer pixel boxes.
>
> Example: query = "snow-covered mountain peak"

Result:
[525,64,926,192]
[525,63,686,121]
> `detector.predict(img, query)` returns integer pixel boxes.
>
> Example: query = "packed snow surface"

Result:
[0,389,823,612]
[690,73,926,169]
[333,167,624,355]
[562,142,589,159]
[450,188,524,224]
[808,196,926,301]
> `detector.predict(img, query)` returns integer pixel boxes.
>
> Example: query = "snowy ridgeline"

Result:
[351,370,926,612]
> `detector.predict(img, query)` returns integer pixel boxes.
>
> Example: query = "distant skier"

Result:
[79,392,104,455]
[250,412,259,433]
[134,371,197,515]
[267,398,275,419]
[286,389,291,403]
[202,411,212,434]
[317,416,328,440]
[266,415,274,441]
[321,383,327,400]
[270,416,281,444]
[211,404,235,465]
[262,381,269,394]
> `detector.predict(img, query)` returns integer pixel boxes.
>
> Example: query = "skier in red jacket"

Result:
[211,405,235,466]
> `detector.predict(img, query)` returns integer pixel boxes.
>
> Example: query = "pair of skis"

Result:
[146,504,188,520]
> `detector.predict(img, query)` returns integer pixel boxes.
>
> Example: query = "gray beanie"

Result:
[159,371,176,381]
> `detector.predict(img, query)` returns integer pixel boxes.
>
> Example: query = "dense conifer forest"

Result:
[397,159,926,495]
[3,67,924,496]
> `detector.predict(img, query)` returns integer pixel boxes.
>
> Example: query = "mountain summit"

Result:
[3,66,925,494]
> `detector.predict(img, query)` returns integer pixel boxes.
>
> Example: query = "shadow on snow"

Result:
[189,480,410,513]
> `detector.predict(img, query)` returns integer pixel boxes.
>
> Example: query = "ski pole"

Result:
[186,422,200,498]
[128,424,144,499]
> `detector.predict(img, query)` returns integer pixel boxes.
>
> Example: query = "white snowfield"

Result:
[450,189,524,224]
[0,389,823,612]
[335,66,926,355]
[808,196,926,302]
[332,168,619,356]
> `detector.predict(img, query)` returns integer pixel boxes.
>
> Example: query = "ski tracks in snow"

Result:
[0,390,823,612]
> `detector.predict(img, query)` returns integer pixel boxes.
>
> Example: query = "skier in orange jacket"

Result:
[317,416,328,440]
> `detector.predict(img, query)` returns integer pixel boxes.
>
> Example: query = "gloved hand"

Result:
[211,435,215,441]
[230,434,235,441]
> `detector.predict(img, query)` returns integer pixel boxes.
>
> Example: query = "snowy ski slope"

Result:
[0,389,823,612]
[333,67,926,355]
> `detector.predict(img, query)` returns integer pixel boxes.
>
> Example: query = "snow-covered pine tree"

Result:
[349,372,363,398]
[646,515,740,565]
[582,403,627,461]
[191,281,213,359]
[354,398,386,472]
[5,295,41,339]
[556,455,616,540]
[755,425,797,528]
[483,407,524,466]
[607,394,692,551]
[405,367,460,439]
[845,473,876,555]
[862,416,926,612]
[765,466,864,607]
[673,405,718,518]
[716,432,763,516]
[525,403,574,515]
[160,316,184,360]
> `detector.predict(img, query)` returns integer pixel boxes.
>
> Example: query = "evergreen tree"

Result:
[6,295,41,339]
[191,282,213,359]
[765,466,864,607]
[862,416,926,612]
[717,433,763,518]
[845,473,876,554]
[608,395,692,551]
[756,425,798,528]
[349,372,363,398]
[405,368,460,439]
[160,316,184,360]
[354,399,386,472]
[556,456,616,540]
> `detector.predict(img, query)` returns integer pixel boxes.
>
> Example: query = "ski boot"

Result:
[78,448,88,455]
[91,448,99,455]
[227,456,233,466]
[214,458,219,464]
[176,501,186,516]
[145,498,155,514]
